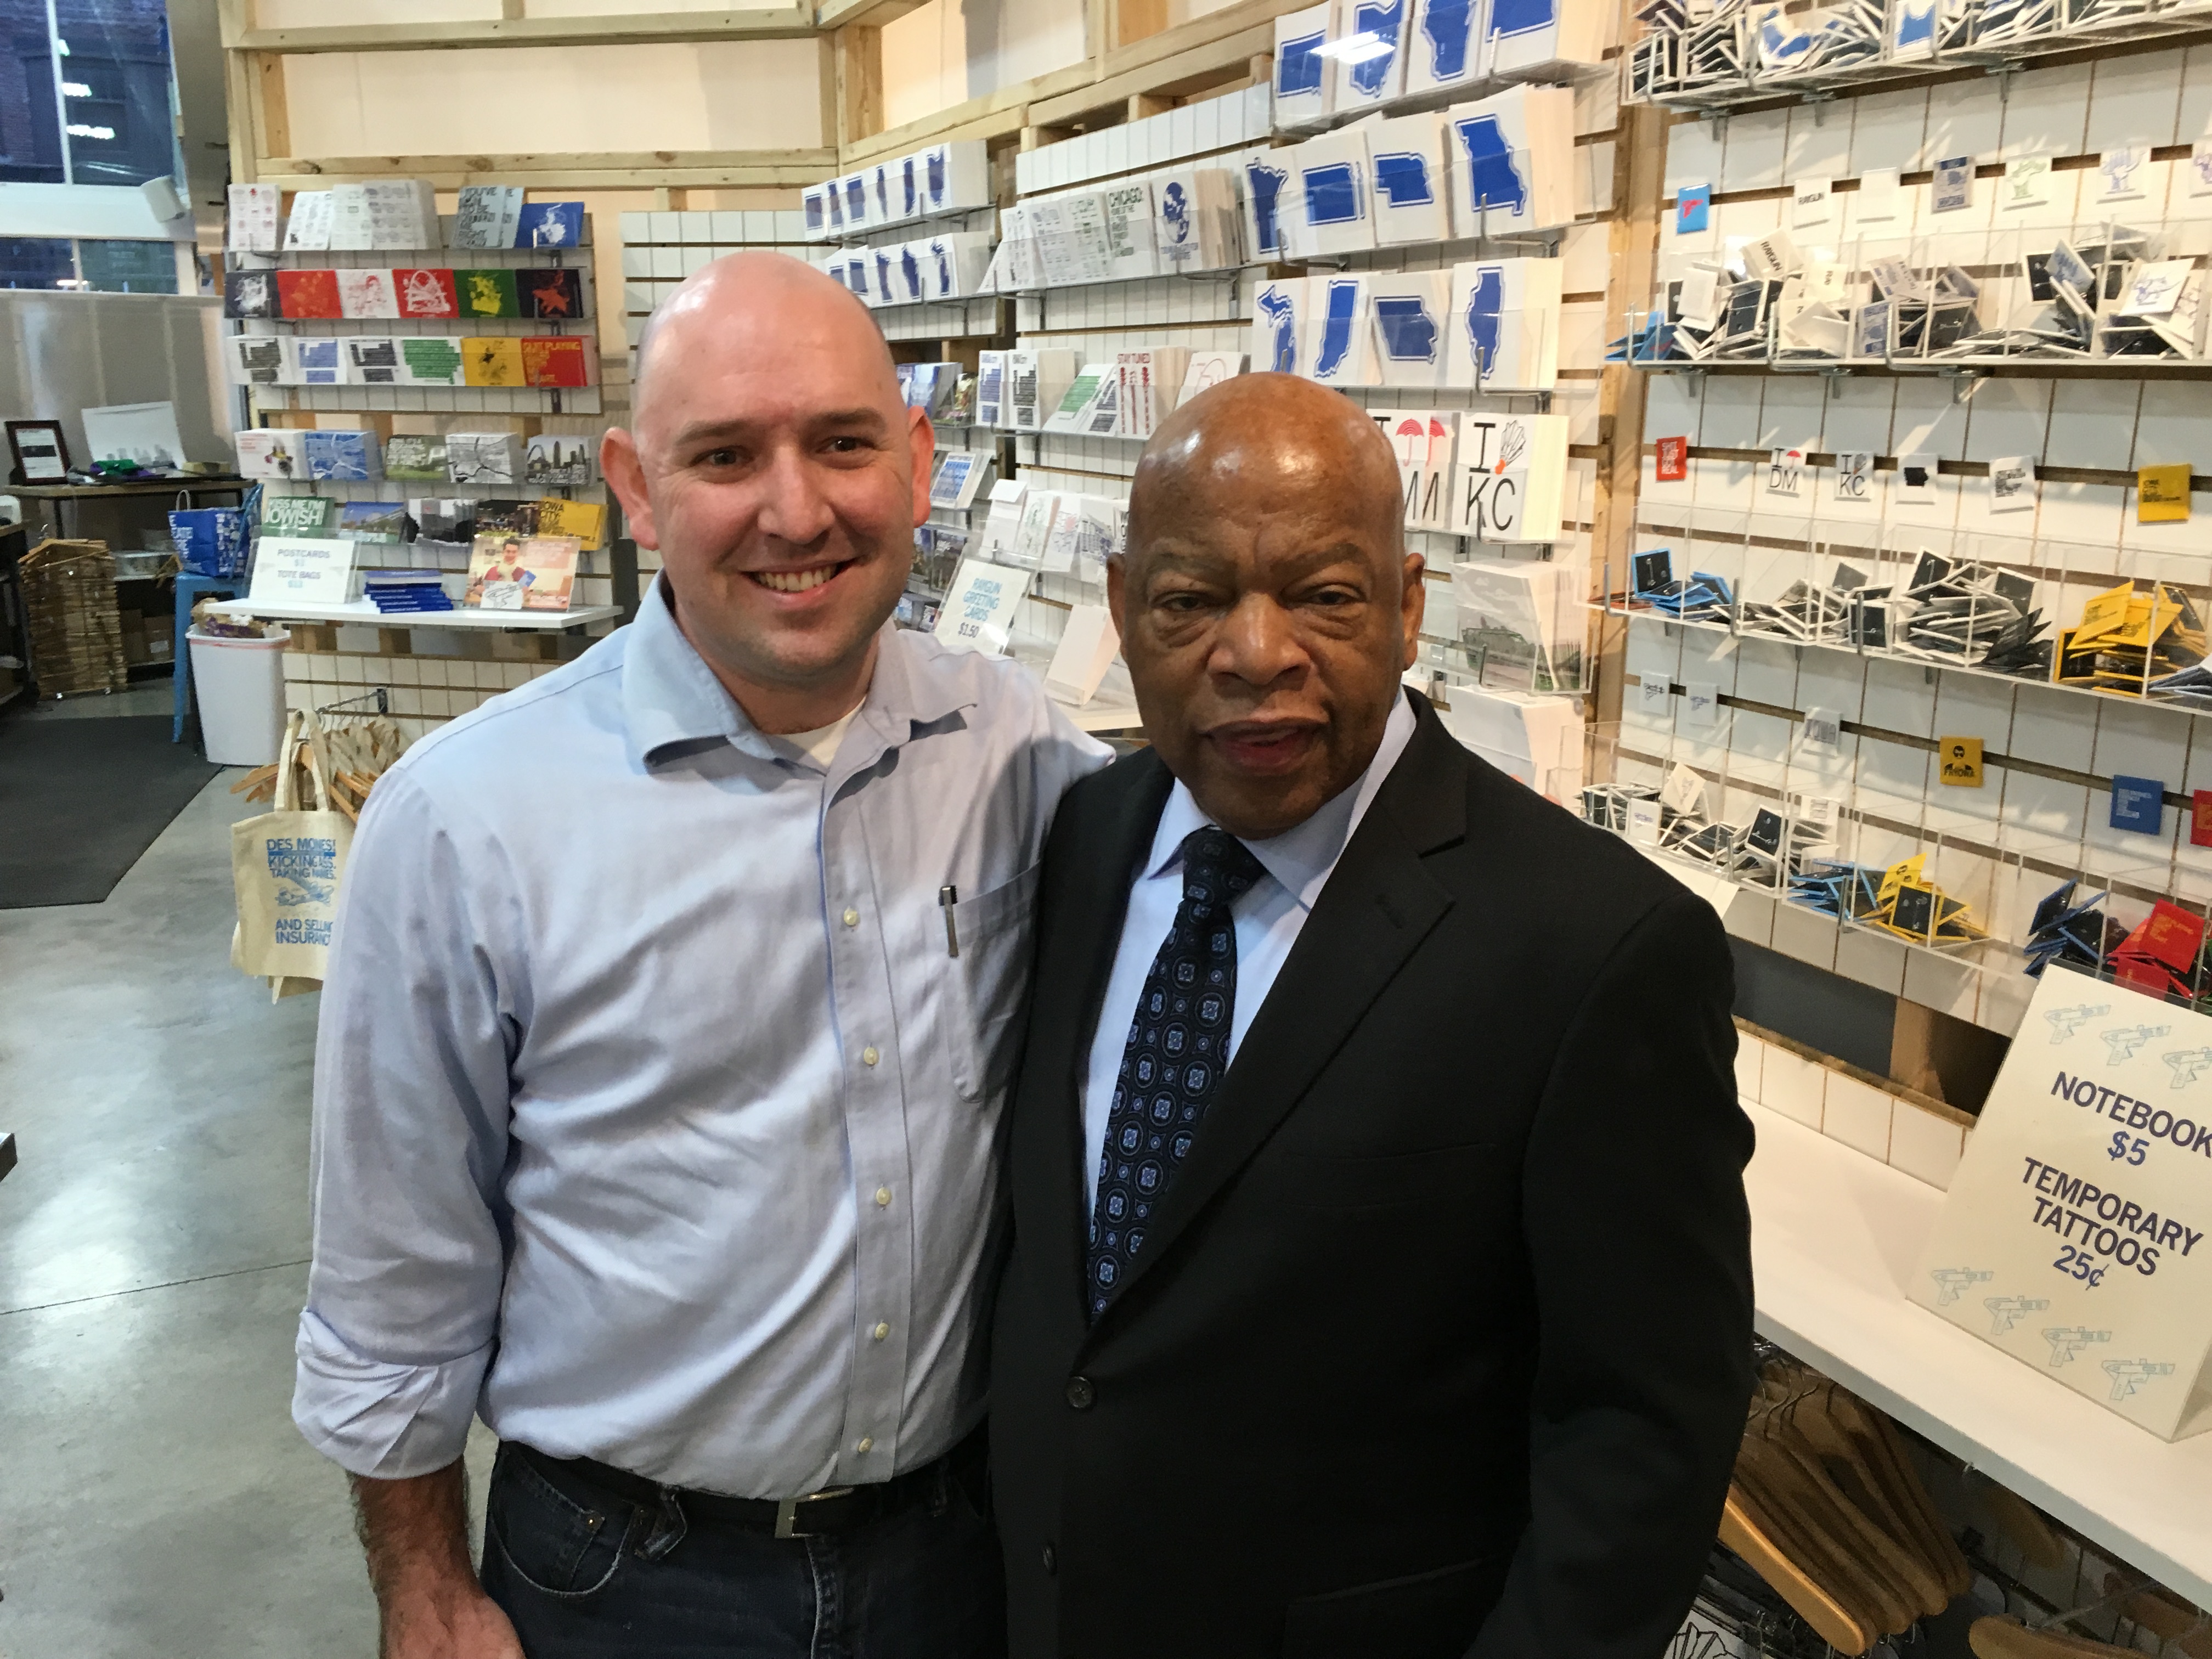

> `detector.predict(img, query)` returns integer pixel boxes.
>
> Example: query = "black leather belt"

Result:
[507,1425,985,1541]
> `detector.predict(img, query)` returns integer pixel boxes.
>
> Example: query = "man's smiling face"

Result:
[602,255,932,723]
[1112,373,1424,842]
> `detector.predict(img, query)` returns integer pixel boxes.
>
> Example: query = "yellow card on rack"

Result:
[462,336,526,387]
[535,498,606,549]
[2108,594,2181,650]
[2138,462,2192,524]
[2071,580,2136,647]
[1937,736,1984,787]
[1878,854,1925,905]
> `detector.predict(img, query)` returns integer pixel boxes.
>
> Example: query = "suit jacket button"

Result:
[1042,1543,1058,1575]
[1065,1375,1095,1410]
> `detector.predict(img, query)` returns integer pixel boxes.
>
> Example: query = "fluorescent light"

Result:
[1313,31,1396,64]
[66,123,114,140]
[61,81,91,97]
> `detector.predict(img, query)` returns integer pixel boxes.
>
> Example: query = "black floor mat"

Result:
[0,714,223,908]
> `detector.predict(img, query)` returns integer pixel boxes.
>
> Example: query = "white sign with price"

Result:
[932,557,1026,658]
[248,535,357,607]
[1910,964,2212,1440]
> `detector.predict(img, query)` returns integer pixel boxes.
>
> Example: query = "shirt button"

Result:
[873,1322,890,1341]
[1065,1375,1095,1410]
[1042,1544,1058,1575]
[856,1436,873,1453]
[843,907,859,928]
[863,1046,880,1066]
[875,1186,893,1207]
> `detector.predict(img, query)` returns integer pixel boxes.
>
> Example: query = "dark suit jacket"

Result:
[989,695,1754,1659]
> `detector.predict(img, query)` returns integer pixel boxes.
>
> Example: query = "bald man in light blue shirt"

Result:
[297,253,1107,1659]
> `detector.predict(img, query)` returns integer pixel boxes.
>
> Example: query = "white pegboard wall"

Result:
[1658,43,2212,266]
[1015,87,1276,195]
[618,208,819,347]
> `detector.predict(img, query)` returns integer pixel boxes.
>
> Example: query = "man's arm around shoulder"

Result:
[1472,889,1754,1659]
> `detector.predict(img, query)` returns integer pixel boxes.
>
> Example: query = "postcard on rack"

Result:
[393,267,459,319]
[455,269,521,318]
[466,532,580,612]
[224,270,278,320]
[336,269,400,320]
[520,336,595,388]
[535,498,607,549]
[275,268,342,320]
[515,202,585,249]
[519,268,586,321]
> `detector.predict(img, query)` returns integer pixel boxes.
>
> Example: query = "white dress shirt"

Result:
[1081,693,1420,1207]
[295,582,1108,1496]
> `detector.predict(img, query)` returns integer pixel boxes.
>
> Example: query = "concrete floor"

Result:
[0,697,491,1657]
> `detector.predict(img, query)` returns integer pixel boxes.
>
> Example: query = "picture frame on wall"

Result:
[6,419,70,484]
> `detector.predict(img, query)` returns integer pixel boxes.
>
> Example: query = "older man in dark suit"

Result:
[989,373,1755,1659]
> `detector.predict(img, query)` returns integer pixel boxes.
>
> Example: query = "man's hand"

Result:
[351,1459,523,1659]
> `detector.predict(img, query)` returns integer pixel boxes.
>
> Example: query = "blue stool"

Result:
[173,574,238,742]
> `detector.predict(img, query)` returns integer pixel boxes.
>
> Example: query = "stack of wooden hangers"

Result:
[1720,1356,1971,1654]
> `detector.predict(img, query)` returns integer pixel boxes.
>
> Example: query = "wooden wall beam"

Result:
[224,9,817,52]
[1030,20,1273,128]
[257,148,838,191]
[815,0,927,26]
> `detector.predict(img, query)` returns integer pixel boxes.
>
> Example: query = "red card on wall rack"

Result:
[274,267,342,319]
[1655,436,1688,482]
[393,268,459,318]
[520,336,593,388]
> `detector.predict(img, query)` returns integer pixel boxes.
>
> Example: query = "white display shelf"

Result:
[1745,1101,2212,1608]
[213,599,621,631]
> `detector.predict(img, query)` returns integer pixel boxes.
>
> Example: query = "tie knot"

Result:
[1180,827,1263,907]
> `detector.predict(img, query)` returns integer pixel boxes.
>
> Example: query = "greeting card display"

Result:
[465,533,580,612]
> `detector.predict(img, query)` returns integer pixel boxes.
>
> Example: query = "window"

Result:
[0,0,181,188]
[0,234,177,292]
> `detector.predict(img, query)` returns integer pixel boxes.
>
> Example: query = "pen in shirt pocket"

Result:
[939,885,960,958]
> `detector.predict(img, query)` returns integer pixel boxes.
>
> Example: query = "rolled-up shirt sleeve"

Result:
[292,769,517,1479]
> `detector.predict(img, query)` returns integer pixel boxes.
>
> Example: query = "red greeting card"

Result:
[274,267,342,320]
[393,267,459,319]
[1655,436,1688,482]
[520,336,594,388]
[2192,789,2212,848]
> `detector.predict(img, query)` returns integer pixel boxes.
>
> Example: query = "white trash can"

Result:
[187,627,291,767]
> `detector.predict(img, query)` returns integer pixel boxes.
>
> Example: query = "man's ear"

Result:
[909,409,935,528]
[601,428,657,550]
[1399,551,1427,669]
[1107,554,1129,641]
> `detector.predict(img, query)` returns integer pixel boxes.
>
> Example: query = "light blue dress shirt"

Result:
[295,582,1108,1496]
[1081,693,1419,1209]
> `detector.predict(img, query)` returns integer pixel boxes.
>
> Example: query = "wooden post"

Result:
[250,50,291,173]
[1115,0,1171,49]
[836,25,885,148]
[1587,91,1667,733]
[1128,93,1174,122]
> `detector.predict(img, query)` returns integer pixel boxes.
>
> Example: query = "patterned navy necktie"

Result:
[1086,826,1266,1321]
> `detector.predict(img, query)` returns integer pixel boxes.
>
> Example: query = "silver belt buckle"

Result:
[773,1485,854,1539]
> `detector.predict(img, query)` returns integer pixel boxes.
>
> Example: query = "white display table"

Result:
[1745,1103,2212,1606]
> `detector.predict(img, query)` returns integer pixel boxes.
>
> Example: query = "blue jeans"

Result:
[479,1441,1008,1658]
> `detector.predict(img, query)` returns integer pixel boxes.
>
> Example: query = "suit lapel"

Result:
[1027,750,1175,1333]
[1087,703,1471,1331]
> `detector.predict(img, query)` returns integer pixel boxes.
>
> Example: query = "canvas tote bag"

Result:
[231,709,354,998]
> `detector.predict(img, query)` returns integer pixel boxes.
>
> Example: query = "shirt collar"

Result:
[623,577,979,771]
[1142,691,1421,912]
